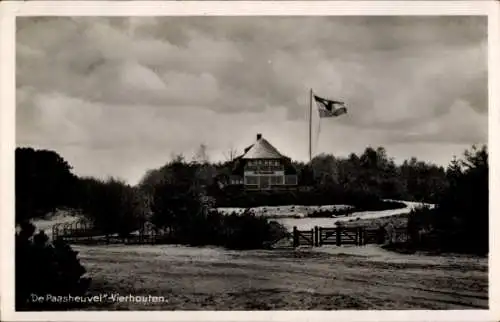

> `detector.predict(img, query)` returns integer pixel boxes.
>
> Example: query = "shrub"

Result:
[15,222,91,310]
[222,211,283,249]
[213,189,405,212]
[151,209,288,250]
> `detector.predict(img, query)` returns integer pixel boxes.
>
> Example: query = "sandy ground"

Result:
[74,244,488,310]
[30,202,487,311]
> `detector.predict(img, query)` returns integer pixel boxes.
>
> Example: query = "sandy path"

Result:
[276,200,430,230]
[74,244,487,310]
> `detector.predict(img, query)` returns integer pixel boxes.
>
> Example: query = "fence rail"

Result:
[52,220,165,245]
[292,226,407,247]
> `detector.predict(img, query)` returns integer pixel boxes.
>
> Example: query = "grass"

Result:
[73,244,488,310]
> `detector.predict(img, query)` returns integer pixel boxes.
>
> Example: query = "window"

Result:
[245,175,258,185]
[270,176,284,185]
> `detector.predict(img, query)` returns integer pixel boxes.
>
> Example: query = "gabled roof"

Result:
[241,137,285,159]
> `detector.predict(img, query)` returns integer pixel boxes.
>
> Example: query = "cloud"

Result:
[16,16,488,184]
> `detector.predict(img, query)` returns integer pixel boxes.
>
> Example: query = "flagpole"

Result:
[309,88,312,162]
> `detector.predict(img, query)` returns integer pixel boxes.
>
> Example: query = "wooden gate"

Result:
[340,227,363,246]
[317,227,340,246]
[292,226,314,247]
[316,226,363,246]
[292,226,385,248]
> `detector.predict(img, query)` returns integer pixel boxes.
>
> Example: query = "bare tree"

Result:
[193,144,210,164]
[223,147,239,162]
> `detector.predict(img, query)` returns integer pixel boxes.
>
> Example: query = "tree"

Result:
[223,147,239,162]
[79,177,143,236]
[149,160,204,235]
[311,153,338,186]
[193,144,210,164]
[446,155,463,188]
[441,145,488,253]
[15,148,78,223]
[408,145,488,254]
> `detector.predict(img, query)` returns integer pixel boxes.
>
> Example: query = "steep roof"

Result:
[241,137,285,159]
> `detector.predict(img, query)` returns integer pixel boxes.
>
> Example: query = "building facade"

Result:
[229,134,298,190]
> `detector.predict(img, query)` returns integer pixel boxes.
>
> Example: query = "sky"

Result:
[16,16,488,185]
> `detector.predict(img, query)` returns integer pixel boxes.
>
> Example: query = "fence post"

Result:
[87,223,92,243]
[310,228,314,247]
[336,226,341,246]
[377,226,386,244]
[293,226,298,248]
[357,227,363,246]
[314,226,319,247]
[52,225,57,241]
[318,227,322,246]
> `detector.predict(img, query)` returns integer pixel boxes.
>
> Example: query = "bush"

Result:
[222,211,283,249]
[149,208,288,250]
[213,188,405,212]
[15,222,91,310]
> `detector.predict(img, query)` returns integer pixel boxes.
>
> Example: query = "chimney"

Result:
[256,133,262,140]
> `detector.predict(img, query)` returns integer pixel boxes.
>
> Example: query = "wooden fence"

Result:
[52,220,408,248]
[52,220,165,245]
[292,226,408,247]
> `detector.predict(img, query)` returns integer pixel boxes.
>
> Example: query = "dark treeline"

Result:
[14,145,462,226]
[305,147,449,204]
[138,146,449,211]
[15,144,488,254]
[196,146,447,211]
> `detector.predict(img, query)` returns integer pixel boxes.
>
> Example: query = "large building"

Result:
[229,134,298,190]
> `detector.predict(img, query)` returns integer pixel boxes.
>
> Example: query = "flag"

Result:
[313,95,347,118]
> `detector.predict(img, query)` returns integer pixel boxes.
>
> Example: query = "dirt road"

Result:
[75,244,488,310]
